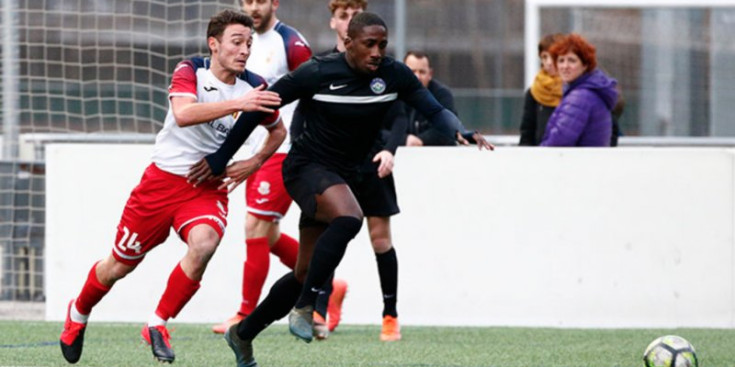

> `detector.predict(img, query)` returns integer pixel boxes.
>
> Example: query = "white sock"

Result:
[69,301,89,324]
[147,314,167,327]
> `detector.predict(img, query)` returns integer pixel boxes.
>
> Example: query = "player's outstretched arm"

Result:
[219,120,287,192]
[172,85,281,127]
[234,84,282,114]
[187,110,272,184]
[401,74,492,150]
[187,59,318,184]
[429,109,494,150]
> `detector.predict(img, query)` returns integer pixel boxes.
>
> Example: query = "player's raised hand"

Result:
[238,84,281,113]
[218,158,263,192]
[187,158,217,187]
[372,150,395,178]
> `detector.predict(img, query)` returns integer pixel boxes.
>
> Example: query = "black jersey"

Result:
[204,53,461,176]
[271,52,444,172]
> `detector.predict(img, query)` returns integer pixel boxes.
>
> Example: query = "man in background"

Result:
[403,51,460,147]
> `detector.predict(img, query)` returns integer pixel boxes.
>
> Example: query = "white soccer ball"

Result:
[643,335,698,367]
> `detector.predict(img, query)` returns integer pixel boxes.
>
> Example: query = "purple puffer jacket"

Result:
[540,69,618,147]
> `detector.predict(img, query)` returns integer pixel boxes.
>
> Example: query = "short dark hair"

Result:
[404,50,430,64]
[206,9,254,41]
[347,11,387,38]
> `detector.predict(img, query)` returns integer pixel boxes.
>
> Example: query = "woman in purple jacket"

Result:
[540,33,618,147]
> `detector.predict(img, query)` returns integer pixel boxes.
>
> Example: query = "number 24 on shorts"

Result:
[117,226,142,254]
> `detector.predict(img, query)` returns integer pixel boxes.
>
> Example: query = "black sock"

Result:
[376,247,398,317]
[294,216,362,309]
[237,272,301,340]
[314,273,334,318]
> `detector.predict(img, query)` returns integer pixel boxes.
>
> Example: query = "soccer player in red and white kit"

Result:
[211,0,346,335]
[59,10,285,365]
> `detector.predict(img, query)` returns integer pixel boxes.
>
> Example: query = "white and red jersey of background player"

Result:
[152,57,279,176]
[245,20,311,154]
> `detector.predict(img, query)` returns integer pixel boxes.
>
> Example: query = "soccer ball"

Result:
[643,335,698,367]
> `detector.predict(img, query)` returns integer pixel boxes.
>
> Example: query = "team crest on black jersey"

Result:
[370,78,386,94]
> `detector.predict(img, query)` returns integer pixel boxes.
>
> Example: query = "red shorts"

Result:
[245,153,293,222]
[112,163,229,265]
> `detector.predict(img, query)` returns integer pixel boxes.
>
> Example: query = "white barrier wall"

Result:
[45,144,735,328]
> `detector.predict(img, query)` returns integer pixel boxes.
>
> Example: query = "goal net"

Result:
[9,0,241,138]
[526,0,735,137]
[0,0,237,306]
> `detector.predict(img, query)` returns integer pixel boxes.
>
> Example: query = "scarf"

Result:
[530,69,562,107]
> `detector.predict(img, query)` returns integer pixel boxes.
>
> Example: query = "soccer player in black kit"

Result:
[187,11,492,367]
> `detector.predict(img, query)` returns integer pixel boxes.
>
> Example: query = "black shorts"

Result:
[283,153,347,219]
[353,160,400,217]
[283,153,399,224]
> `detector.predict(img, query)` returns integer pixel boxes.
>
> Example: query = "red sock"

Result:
[155,263,201,320]
[240,237,270,315]
[271,233,298,269]
[75,262,111,315]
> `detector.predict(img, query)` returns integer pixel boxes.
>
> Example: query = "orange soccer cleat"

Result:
[327,279,348,332]
[212,314,246,334]
[379,315,401,342]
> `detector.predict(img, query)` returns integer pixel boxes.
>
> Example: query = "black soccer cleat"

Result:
[224,324,258,367]
[60,299,86,364]
[141,324,175,363]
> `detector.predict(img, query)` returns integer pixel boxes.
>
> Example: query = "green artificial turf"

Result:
[1,321,733,366]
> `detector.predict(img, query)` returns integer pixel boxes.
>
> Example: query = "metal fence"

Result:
[0,161,44,302]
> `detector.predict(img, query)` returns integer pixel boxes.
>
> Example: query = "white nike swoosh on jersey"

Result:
[329,83,348,90]
[174,63,190,72]
[255,198,268,204]
[295,41,306,47]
